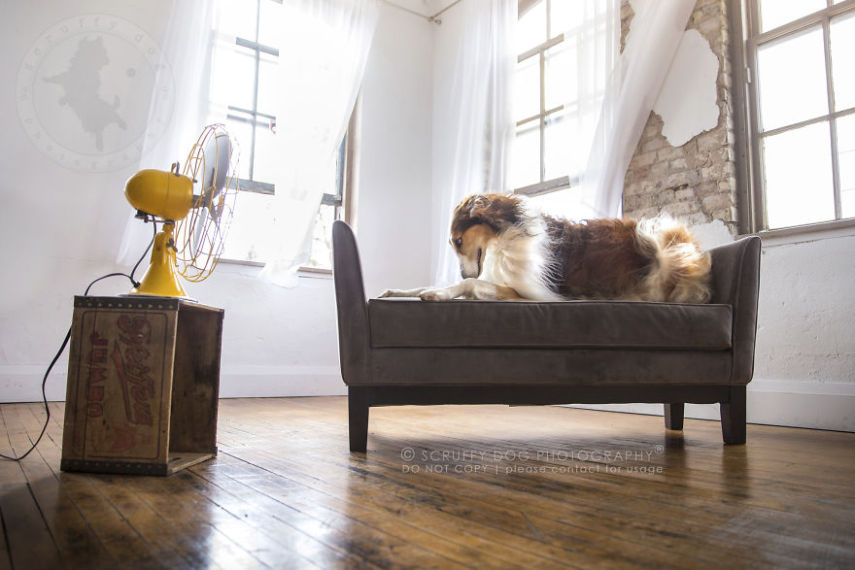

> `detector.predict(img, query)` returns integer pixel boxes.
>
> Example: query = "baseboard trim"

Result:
[567,378,855,432]
[218,365,346,398]
[3,366,850,431]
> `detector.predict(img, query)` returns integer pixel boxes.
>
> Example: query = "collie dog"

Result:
[380,193,712,303]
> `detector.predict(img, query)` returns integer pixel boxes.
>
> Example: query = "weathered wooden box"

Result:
[61,296,224,476]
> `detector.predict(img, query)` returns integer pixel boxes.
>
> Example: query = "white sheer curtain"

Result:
[528,0,619,220]
[258,0,379,287]
[579,0,695,218]
[117,0,214,265]
[433,0,516,286]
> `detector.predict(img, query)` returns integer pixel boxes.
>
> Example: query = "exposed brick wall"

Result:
[621,0,739,233]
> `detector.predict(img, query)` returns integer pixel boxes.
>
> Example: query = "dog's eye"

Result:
[453,238,463,249]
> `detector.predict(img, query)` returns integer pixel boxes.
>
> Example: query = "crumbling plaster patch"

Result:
[653,28,720,147]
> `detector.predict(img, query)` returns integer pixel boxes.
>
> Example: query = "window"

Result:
[209,0,351,270]
[745,0,855,231]
[513,0,611,214]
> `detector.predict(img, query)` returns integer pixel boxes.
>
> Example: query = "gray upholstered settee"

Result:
[332,220,761,452]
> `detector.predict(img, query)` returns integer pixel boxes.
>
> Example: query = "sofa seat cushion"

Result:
[368,299,732,350]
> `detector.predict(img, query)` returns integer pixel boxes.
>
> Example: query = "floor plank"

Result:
[14,403,117,569]
[0,397,853,569]
[0,405,64,570]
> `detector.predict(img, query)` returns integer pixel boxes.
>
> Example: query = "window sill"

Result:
[217,257,333,278]
[299,267,333,278]
[757,217,855,247]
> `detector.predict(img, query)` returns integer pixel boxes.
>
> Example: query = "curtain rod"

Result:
[381,0,463,25]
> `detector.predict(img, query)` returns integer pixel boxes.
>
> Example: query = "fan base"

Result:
[130,222,192,299]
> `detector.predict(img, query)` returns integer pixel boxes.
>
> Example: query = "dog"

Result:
[380,193,712,303]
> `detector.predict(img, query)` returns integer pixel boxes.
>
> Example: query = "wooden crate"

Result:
[60,296,224,476]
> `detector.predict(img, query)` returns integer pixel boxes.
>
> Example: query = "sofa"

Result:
[332,220,761,452]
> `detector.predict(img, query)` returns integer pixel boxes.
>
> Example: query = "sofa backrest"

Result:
[332,220,370,384]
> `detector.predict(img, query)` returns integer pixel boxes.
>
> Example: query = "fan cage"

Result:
[175,124,240,282]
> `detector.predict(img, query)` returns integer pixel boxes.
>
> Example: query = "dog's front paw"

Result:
[419,288,455,301]
[379,288,426,298]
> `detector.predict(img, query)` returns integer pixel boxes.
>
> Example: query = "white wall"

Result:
[430,0,467,278]
[0,1,434,402]
[357,2,435,299]
[750,230,855,430]
[0,0,173,402]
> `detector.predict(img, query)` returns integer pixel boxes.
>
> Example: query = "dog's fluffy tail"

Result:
[637,217,712,303]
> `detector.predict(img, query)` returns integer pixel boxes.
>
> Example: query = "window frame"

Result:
[741,0,855,234]
[514,0,573,198]
[214,0,354,273]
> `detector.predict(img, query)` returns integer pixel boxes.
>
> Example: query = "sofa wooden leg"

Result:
[348,388,370,452]
[721,386,747,445]
[664,403,684,430]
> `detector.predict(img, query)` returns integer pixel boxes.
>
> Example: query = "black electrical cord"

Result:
[0,220,158,461]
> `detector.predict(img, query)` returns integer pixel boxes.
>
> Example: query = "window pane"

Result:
[544,114,570,181]
[838,114,855,218]
[550,1,585,34]
[217,0,258,41]
[253,122,277,184]
[513,123,540,189]
[545,44,573,111]
[212,44,257,112]
[756,27,828,131]
[221,190,275,262]
[515,57,540,122]
[257,0,281,50]
[759,0,825,32]
[305,204,337,269]
[518,0,546,53]
[762,122,835,228]
[831,12,855,111]
[529,188,586,220]
[256,52,278,118]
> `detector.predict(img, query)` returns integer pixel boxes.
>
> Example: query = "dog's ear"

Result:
[469,195,491,217]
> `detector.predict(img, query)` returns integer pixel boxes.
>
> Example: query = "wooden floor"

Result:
[1,398,854,569]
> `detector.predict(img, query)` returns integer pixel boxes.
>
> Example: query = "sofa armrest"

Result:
[332,221,370,385]
[708,236,762,384]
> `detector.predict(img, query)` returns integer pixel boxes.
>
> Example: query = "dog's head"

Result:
[449,193,523,278]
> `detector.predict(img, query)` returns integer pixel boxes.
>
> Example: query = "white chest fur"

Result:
[480,220,562,302]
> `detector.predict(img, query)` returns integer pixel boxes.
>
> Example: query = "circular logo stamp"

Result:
[16,15,175,172]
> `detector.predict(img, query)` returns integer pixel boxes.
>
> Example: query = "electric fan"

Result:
[124,124,239,298]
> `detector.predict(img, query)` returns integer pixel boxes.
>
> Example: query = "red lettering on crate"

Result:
[90,348,107,364]
[85,331,109,418]
[111,315,155,426]
[117,315,151,345]
[87,402,103,417]
[87,385,104,401]
[90,331,107,345]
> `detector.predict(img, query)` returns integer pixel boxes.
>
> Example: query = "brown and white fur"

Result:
[380,193,712,303]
